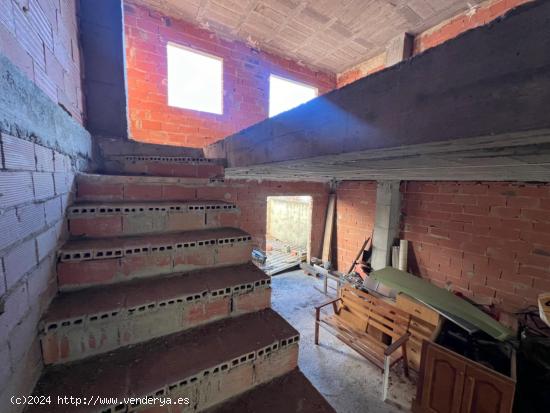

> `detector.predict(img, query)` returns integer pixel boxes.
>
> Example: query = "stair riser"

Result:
[41,288,271,364]
[195,345,298,412]
[57,243,253,290]
[103,343,298,413]
[69,211,239,237]
[76,177,230,203]
[103,160,224,178]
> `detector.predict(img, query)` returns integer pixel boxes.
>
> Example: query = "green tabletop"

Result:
[371,267,513,341]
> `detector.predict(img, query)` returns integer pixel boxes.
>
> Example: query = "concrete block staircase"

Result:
[27,140,334,413]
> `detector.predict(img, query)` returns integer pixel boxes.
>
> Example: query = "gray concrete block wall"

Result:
[0,51,91,412]
[0,0,84,122]
[0,131,89,412]
[0,54,92,160]
[266,197,312,249]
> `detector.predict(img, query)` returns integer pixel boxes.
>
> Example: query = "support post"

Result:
[386,32,414,67]
[371,181,401,271]
[402,343,410,378]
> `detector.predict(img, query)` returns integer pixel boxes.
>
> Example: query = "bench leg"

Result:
[315,322,320,345]
[382,355,390,402]
[315,309,320,345]
[402,343,409,378]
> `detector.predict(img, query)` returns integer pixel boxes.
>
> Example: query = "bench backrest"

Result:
[338,285,411,341]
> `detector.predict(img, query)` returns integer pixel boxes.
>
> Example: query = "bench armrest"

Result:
[314,298,342,311]
[384,333,411,356]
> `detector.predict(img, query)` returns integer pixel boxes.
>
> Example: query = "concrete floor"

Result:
[271,270,416,413]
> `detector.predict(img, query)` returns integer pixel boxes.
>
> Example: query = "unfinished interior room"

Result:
[1,0,549,412]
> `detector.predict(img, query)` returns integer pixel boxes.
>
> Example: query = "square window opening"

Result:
[167,43,223,115]
[269,74,317,117]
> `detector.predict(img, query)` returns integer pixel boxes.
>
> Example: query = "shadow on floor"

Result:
[271,270,416,413]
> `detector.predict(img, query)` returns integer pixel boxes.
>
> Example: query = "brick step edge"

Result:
[58,229,251,263]
[106,155,225,165]
[68,201,238,217]
[102,156,224,178]
[68,201,240,238]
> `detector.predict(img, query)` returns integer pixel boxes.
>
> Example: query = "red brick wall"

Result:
[401,181,550,312]
[337,0,532,88]
[414,0,533,53]
[332,180,550,313]
[337,64,384,88]
[335,181,377,271]
[0,0,83,122]
[124,2,336,148]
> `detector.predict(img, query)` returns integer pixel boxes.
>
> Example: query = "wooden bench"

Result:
[315,285,411,401]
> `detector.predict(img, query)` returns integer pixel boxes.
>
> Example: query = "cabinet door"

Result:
[419,342,466,413]
[460,365,515,413]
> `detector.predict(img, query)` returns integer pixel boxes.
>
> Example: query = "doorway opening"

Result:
[263,196,313,276]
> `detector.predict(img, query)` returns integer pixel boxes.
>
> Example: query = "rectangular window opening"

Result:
[269,74,317,117]
[167,43,223,114]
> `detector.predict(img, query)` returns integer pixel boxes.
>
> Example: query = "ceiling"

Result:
[131,0,486,73]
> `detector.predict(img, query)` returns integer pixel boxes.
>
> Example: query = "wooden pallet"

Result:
[260,249,302,276]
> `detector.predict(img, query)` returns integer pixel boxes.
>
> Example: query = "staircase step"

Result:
[57,228,253,290]
[97,137,205,158]
[41,263,271,364]
[68,200,239,237]
[206,369,335,413]
[102,155,224,178]
[76,173,232,203]
[28,309,299,413]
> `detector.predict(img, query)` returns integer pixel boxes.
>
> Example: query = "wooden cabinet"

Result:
[416,343,466,413]
[413,341,515,413]
[459,364,515,413]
